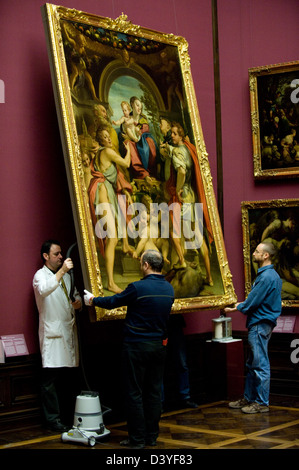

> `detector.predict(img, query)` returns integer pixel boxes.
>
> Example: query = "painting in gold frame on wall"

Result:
[241,199,299,308]
[41,4,236,320]
[249,61,299,180]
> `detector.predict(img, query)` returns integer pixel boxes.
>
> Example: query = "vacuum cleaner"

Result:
[61,391,111,447]
[61,244,111,447]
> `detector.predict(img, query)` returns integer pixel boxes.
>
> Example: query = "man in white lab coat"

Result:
[33,239,82,431]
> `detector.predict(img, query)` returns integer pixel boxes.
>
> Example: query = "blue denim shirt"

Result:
[237,264,282,329]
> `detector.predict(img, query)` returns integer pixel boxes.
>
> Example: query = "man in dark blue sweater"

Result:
[225,242,282,414]
[84,249,174,448]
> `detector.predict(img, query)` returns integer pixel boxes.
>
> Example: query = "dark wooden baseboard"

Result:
[0,355,42,427]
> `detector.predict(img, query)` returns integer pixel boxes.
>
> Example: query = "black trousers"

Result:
[40,367,80,426]
[122,340,167,445]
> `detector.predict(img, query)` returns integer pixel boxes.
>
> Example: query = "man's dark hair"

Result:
[261,241,277,260]
[142,250,164,272]
[41,239,61,262]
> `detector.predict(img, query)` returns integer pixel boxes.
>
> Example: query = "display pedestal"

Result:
[205,339,244,401]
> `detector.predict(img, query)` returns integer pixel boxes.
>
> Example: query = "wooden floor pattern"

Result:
[2,400,299,451]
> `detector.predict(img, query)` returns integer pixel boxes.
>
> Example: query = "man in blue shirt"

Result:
[84,249,174,448]
[224,242,282,414]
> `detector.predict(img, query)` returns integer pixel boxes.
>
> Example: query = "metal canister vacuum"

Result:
[61,391,111,446]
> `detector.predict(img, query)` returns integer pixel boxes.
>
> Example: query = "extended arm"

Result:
[84,283,137,309]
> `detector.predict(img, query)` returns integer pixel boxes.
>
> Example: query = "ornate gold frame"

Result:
[249,61,299,180]
[241,199,299,308]
[42,4,236,320]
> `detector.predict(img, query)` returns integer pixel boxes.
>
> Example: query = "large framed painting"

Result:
[249,61,299,180]
[42,4,236,320]
[241,199,299,308]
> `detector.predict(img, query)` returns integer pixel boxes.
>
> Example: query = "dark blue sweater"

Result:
[93,274,175,341]
[237,264,282,328]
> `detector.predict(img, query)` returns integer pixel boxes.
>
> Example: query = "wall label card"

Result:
[273,316,296,333]
[1,334,29,357]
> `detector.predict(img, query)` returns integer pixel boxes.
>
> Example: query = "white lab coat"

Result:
[33,265,81,368]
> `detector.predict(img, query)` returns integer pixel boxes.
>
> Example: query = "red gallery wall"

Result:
[186,0,299,334]
[0,0,298,353]
[217,0,299,333]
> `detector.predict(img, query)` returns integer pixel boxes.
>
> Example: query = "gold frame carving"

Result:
[249,61,299,180]
[42,4,236,320]
[241,199,299,308]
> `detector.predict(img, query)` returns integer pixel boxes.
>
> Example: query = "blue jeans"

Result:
[244,322,273,406]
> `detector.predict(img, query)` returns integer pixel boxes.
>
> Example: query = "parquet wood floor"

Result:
[1,400,299,451]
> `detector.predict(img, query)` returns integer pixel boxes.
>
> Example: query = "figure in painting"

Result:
[62,22,98,101]
[78,120,99,189]
[88,127,134,293]
[158,117,172,181]
[132,193,170,264]
[162,122,214,286]
[92,104,120,154]
[125,96,159,182]
[159,51,185,112]
[112,101,141,143]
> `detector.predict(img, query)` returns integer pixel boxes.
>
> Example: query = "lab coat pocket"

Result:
[44,320,62,339]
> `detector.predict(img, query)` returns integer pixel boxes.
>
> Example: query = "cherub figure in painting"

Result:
[112,101,141,143]
[132,193,170,265]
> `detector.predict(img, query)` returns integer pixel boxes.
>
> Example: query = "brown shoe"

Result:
[241,403,269,414]
[228,398,250,409]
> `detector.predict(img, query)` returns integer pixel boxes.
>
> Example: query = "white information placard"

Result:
[273,316,296,333]
[0,340,4,363]
[1,334,29,357]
